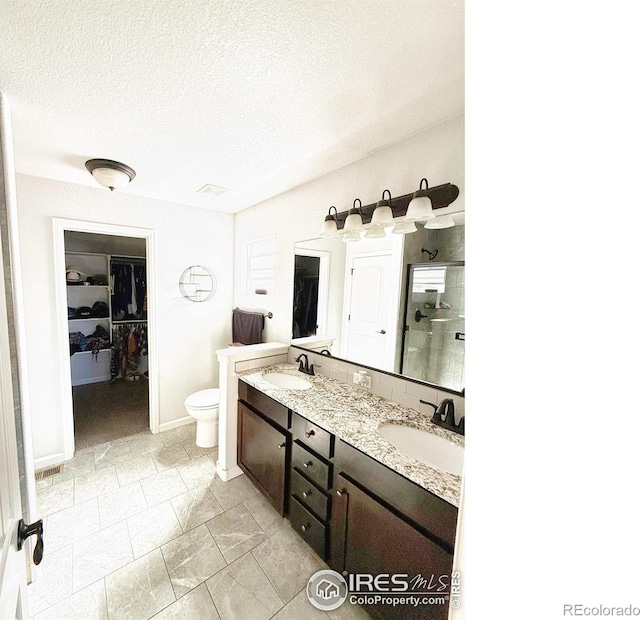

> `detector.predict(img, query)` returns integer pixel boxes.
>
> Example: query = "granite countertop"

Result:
[236,362,464,507]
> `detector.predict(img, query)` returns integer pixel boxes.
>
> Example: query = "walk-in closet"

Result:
[64,231,149,449]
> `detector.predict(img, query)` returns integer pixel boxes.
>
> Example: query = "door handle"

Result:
[17,518,44,565]
[376,329,386,334]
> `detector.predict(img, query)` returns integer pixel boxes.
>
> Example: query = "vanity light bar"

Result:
[330,183,459,232]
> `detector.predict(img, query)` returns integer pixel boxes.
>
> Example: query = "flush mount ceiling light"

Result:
[405,178,436,222]
[320,206,341,237]
[85,159,136,191]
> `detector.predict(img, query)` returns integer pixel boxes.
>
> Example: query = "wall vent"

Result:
[35,464,63,481]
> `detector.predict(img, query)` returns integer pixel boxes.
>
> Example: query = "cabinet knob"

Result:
[305,429,315,438]
[336,489,346,497]
[303,461,312,468]
[278,442,286,449]
[302,490,311,498]
[301,523,310,532]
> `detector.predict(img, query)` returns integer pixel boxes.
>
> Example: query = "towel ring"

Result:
[179,265,216,302]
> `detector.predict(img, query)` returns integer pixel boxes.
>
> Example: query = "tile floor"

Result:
[31,424,369,619]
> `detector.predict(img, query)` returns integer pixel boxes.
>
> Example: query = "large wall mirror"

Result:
[292,215,465,394]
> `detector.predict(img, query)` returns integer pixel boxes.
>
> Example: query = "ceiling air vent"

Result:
[196,184,229,198]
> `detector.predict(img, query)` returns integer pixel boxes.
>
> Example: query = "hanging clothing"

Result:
[111,323,148,380]
[110,259,147,321]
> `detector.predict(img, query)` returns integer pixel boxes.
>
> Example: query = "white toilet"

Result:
[184,388,220,448]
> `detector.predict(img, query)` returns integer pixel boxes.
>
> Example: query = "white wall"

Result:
[16,174,234,463]
[234,113,465,345]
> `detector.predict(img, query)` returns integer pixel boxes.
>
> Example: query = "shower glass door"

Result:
[401,262,465,392]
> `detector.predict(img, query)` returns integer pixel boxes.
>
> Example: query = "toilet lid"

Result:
[185,388,220,409]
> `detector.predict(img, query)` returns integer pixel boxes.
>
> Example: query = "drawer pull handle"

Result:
[301,523,310,532]
[336,489,346,497]
[278,442,286,449]
[303,461,312,468]
[302,490,312,498]
[305,429,315,438]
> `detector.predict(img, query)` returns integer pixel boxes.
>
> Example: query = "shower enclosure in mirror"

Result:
[291,219,465,394]
[401,262,465,392]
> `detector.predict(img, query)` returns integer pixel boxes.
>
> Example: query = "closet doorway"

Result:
[53,220,158,459]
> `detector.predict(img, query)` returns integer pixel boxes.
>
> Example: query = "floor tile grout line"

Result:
[31,427,254,619]
[157,542,179,613]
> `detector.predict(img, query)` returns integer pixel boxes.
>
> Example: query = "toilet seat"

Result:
[185,388,220,410]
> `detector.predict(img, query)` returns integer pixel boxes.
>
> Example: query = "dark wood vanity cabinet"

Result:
[288,413,334,559]
[237,381,291,516]
[237,380,459,617]
[330,440,458,620]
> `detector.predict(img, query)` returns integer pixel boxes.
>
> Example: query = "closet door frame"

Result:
[52,218,159,460]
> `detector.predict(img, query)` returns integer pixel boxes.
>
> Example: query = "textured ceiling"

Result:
[1,1,464,213]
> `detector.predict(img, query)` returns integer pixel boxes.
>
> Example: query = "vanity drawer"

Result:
[291,468,330,522]
[289,496,327,559]
[292,441,331,490]
[291,412,334,459]
[238,380,290,430]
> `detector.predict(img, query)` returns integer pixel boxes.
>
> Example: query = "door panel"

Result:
[238,403,288,515]
[334,475,452,620]
[0,92,29,620]
[344,254,393,371]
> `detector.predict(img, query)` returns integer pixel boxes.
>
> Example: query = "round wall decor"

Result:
[179,265,216,302]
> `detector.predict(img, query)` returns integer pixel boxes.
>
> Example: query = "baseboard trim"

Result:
[34,452,67,470]
[157,416,195,434]
[216,462,243,482]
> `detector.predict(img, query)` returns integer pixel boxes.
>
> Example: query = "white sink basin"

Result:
[378,424,464,476]
[262,372,313,390]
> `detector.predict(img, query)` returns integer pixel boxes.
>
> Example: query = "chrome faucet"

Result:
[420,398,465,436]
[295,353,315,376]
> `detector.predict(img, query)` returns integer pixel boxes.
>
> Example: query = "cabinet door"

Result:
[332,474,452,620]
[238,403,288,515]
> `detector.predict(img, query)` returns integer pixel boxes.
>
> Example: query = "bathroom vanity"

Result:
[236,363,463,620]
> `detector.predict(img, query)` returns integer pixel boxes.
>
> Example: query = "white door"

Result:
[0,91,31,619]
[343,253,394,371]
[0,347,29,619]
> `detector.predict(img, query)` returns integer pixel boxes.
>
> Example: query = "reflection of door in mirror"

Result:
[401,263,465,391]
[343,252,396,372]
[293,250,330,338]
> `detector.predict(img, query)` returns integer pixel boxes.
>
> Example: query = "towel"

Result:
[232,309,265,345]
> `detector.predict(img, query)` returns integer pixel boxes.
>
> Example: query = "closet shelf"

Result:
[67,284,109,289]
[66,251,147,386]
